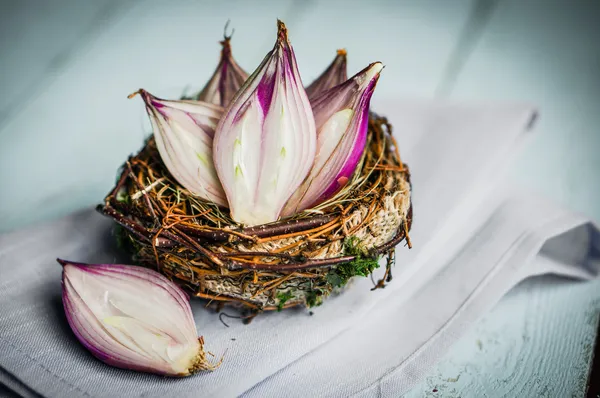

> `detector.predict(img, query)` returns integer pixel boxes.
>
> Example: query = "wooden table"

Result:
[405,276,600,397]
[0,0,598,396]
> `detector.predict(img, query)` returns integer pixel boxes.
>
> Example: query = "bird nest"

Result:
[98,112,412,314]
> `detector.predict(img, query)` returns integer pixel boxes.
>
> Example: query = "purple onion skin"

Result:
[62,280,116,364]
[282,63,382,216]
[58,259,198,377]
[314,85,372,203]
[305,49,348,100]
[213,20,317,226]
[59,260,192,310]
[131,89,227,206]
[197,36,249,108]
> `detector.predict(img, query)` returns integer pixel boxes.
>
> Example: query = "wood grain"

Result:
[586,318,600,397]
[404,276,600,398]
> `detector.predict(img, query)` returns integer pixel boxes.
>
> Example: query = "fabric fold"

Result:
[241,193,600,397]
[1,101,597,398]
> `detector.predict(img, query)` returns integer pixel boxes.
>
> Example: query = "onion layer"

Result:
[305,49,348,100]
[131,89,227,206]
[59,259,215,376]
[213,21,317,226]
[283,62,383,216]
[196,31,249,107]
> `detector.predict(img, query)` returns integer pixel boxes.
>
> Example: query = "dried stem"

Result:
[98,113,412,311]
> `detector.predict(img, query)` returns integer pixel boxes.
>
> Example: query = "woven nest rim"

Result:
[98,112,412,311]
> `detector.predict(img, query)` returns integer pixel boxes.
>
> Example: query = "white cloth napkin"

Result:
[1,101,598,398]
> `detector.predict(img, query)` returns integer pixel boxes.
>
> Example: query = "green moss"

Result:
[305,289,324,308]
[113,225,127,250]
[113,225,142,258]
[276,291,294,311]
[115,187,129,204]
[327,257,380,288]
[343,236,365,256]
[325,236,380,288]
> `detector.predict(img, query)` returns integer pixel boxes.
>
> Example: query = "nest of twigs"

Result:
[98,112,412,313]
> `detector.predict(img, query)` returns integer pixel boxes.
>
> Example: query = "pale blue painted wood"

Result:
[404,276,600,398]
[0,1,598,396]
[403,1,600,396]
[444,0,600,222]
[289,0,474,98]
[0,0,300,232]
[0,0,473,233]
[0,0,127,125]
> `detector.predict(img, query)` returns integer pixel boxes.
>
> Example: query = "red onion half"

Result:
[59,259,215,376]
